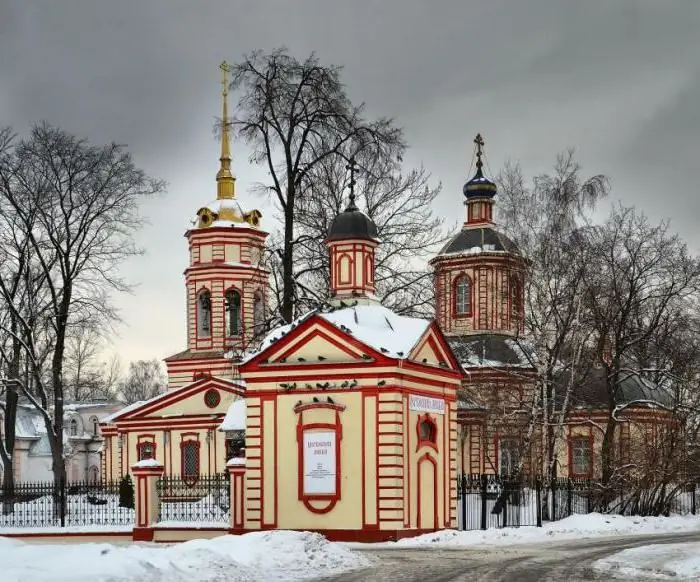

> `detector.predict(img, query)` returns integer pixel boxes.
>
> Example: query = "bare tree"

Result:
[495,151,609,478]
[229,48,405,323]
[64,327,109,401]
[286,150,446,316]
[0,122,164,487]
[118,359,166,404]
[584,205,700,485]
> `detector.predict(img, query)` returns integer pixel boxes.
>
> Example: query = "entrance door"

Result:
[417,454,438,529]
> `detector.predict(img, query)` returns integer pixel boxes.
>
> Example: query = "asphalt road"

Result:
[315,531,700,581]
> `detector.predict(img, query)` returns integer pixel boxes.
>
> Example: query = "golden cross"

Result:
[220,60,230,97]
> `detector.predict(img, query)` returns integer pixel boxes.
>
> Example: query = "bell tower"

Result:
[430,134,526,337]
[164,62,269,389]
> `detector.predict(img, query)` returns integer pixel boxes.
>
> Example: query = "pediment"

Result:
[110,376,245,422]
[409,324,462,372]
[266,323,365,364]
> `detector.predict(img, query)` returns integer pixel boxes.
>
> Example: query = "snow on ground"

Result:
[0,530,370,582]
[349,513,700,548]
[594,542,700,580]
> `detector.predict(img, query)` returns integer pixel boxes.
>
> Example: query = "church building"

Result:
[103,64,677,537]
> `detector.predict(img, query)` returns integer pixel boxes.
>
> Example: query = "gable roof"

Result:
[103,376,245,423]
[247,304,433,364]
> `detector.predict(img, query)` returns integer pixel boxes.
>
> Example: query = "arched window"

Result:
[416,414,438,451]
[252,292,264,336]
[197,289,212,337]
[89,415,99,437]
[225,289,242,337]
[454,275,471,315]
[511,279,521,318]
[69,418,78,437]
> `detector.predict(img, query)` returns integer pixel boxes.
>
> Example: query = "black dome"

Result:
[463,167,497,200]
[327,200,378,241]
[438,226,519,255]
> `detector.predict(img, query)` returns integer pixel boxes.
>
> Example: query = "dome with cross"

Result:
[327,158,378,242]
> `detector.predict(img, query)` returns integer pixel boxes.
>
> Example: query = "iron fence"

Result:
[456,473,541,530]
[456,473,699,531]
[0,479,135,528]
[157,473,230,524]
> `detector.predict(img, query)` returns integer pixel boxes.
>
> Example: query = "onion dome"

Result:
[463,133,497,199]
[327,158,378,241]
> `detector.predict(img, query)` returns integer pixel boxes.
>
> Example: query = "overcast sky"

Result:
[1,0,699,368]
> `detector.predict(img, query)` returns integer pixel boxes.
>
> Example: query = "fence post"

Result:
[550,477,557,521]
[692,485,697,516]
[460,473,467,531]
[60,475,66,528]
[227,458,246,532]
[480,474,488,530]
[536,478,543,527]
[132,460,164,541]
[567,478,573,517]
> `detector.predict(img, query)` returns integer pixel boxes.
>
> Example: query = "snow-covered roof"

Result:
[195,198,261,229]
[248,304,432,362]
[319,305,430,358]
[102,400,147,423]
[219,398,246,431]
[449,334,535,369]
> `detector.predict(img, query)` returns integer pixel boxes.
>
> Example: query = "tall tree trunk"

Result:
[281,185,296,323]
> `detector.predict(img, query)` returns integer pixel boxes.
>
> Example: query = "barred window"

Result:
[182,441,200,478]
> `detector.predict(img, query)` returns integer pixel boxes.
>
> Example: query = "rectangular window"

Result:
[498,438,520,476]
[137,442,155,461]
[225,430,245,461]
[570,437,592,477]
[181,441,200,478]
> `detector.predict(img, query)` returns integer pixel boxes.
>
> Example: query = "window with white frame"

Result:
[498,438,520,476]
[455,276,471,315]
[570,437,592,477]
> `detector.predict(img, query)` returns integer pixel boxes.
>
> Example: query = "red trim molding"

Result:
[295,408,344,514]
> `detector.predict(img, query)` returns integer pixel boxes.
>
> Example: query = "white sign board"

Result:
[303,431,336,495]
[409,395,445,415]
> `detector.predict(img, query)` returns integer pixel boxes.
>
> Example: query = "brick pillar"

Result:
[228,458,246,532]
[132,460,164,541]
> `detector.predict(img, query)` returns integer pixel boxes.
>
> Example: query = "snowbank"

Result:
[372,513,700,548]
[594,542,700,580]
[0,530,370,582]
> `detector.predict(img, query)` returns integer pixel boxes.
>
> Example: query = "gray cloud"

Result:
[2,0,699,363]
